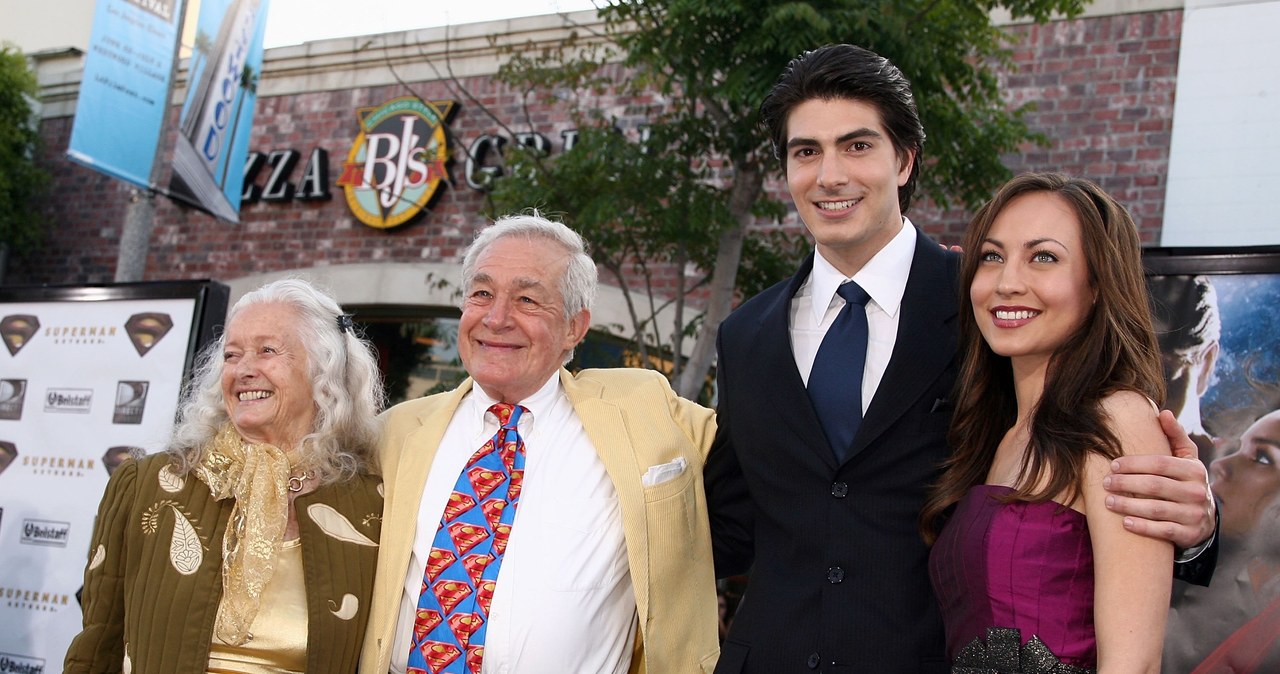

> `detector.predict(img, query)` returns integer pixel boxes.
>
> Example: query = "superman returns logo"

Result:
[337,96,455,229]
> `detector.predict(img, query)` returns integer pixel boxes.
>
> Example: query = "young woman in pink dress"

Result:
[923,172,1173,673]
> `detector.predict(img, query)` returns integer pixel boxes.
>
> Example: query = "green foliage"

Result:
[487,40,744,369]
[481,0,1085,389]
[736,227,811,300]
[0,44,49,255]
[600,0,1085,210]
[490,123,732,272]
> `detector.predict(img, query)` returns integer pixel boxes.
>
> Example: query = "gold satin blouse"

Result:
[207,539,307,674]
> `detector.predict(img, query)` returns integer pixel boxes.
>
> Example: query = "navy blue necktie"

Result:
[807,281,871,463]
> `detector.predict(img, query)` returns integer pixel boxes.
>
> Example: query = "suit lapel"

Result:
[852,232,959,458]
[559,370,652,633]
[743,254,841,469]
[380,380,472,605]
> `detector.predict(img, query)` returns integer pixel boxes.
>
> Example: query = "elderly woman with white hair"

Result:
[66,278,385,674]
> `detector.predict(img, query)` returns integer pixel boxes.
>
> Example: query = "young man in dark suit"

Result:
[706,43,1218,673]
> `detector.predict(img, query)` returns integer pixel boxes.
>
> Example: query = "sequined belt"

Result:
[953,627,1095,674]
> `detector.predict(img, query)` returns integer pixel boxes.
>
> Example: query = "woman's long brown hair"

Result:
[920,172,1165,543]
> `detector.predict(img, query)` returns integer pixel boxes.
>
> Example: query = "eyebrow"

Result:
[471,272,546,292]
[982,237,1068,249]
[785,127,882,150]
[512,277,545,291]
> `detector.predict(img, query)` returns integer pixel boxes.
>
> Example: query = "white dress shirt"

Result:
[390,374,636,674]
[790,219,919,410]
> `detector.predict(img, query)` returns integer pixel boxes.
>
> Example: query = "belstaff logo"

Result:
[44,388,92,414]
[124,312,174,357]
[0,653,46,674]
[0,315,39,356]
[20,519,70,548]
[337,96,455,229]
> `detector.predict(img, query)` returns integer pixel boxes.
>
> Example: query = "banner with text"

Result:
[168,0,271,222]
[67,0,186,189]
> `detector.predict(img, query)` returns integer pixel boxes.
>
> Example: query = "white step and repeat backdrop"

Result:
[0,282,226,673]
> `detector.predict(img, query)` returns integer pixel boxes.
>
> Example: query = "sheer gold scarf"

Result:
[195,424,302,646]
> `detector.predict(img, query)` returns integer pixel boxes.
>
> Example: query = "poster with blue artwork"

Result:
[1146,248,1280,673]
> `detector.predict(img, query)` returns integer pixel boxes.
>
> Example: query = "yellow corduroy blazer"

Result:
[361,367,720,674]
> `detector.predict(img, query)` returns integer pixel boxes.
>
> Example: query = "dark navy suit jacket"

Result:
[708,230,960,673]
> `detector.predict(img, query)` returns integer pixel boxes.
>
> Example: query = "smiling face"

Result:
[784,97,913,276]
[219,303,316,450]
[458,235,590,403]
[1211,410,1280,540]
[970,191,1095,375]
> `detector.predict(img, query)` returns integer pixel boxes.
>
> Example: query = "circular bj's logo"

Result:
[339,97,455,229]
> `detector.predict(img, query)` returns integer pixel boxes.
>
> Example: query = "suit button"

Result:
[807,652,821,669]
[827,566,844,583]
[831,481,848,498]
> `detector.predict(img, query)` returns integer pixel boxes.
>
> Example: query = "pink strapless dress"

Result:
[929,484,1097,674]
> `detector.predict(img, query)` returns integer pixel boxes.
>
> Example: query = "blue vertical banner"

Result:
[169,0,270,222]
[67,0,187,189]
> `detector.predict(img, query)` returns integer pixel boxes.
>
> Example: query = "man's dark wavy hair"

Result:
[759,43,926,214]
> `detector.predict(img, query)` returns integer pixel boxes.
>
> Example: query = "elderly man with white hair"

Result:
[361,213,720,674]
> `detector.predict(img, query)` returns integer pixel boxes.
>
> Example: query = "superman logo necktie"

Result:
[408,403,527,674]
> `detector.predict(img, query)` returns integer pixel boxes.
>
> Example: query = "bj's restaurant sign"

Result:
[243,96,620,230]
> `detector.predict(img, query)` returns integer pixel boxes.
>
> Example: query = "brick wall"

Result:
[914,9,1183,245]
[11,8,1184,288]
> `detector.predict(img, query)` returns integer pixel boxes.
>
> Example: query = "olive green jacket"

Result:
[64,452,383,674]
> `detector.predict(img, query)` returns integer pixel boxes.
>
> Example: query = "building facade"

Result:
[10,0,1192,396]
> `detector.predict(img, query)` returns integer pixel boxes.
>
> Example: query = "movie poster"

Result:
[1151,268,1280,672]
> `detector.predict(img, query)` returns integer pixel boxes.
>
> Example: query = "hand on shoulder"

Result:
[1101,397,1215,549]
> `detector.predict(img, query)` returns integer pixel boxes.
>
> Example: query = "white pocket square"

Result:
[642,457,687,487]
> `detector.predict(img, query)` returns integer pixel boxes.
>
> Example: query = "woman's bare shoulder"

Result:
[1099,389,1166,457]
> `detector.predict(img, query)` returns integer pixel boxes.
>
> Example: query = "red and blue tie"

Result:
[408,403,527,674]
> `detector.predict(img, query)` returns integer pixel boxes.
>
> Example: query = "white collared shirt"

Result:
[390,373,636,674]
[790,219,919,411]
